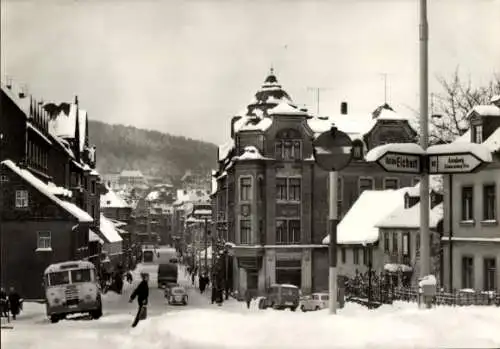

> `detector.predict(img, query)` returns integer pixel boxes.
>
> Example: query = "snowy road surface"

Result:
[2,264,500,349]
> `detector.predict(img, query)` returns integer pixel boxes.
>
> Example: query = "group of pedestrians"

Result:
[0,286,23,321]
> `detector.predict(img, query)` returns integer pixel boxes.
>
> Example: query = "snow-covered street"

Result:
[2,264,500,349]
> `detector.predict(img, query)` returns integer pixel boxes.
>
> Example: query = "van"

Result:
[259,284,300,311]
[158,263,178,288]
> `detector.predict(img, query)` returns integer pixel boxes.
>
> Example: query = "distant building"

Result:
[101,173,120,190]
[119,170,148,189]
[442,97,500,292]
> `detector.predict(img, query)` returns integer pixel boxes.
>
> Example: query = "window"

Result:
[353,248,359,264]
[483,184,496,221]
[276,178,287,200]
[384,178,399,190]
[91,180,96,194]
[341,247,346,263]
[402,232,410,257]
[352,141,363,159]
[37,231,51,249]
[384,232,390,252]
[276,177,301,201]
[276,219,301,244]
[461,256,474,289]
[289,178,301,201]
[15,190,29,208]
[359,177,374,195]
[392,232,398,253]
[363,248,369,266]
[239,177,252,201]
[257,177,264,201]
[71,269,92,283]
[484,258,497,291]
[472,124,483,144]
[461,186,474,221]
[275,130,302,160]
[0,175,9,182]
[240,220,251,244]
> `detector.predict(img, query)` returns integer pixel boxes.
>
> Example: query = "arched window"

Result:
[352,140,364,160]
[275,129,302,161]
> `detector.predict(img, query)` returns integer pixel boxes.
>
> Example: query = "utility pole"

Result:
[419,0,431,309]
[307,87,333,115]
[379,73,389,104]
[328,171,339,314]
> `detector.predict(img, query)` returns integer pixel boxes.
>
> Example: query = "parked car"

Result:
[167,286,188,306]
[300,292,329,312]
[258,284,300,311]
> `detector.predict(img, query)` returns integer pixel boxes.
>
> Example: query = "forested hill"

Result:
[88,120,217,183]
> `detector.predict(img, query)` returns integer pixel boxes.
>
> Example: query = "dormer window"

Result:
[472,124,483,144]
[404,193,411,209]
[352,140,364,160]
[275,129,302,160]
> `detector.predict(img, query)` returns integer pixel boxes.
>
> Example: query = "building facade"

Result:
[212,71,419,295]
[442,97,500,292]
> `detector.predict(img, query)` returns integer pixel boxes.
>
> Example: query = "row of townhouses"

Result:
[0,82,125,299]
[210,70,500,295]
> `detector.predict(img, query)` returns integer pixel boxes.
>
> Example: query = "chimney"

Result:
[18,85,28,99]
[6,76,12,89]
[340,102,348,115]
[230,115,242,139]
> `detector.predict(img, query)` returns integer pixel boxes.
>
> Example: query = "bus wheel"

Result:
[50,315,60,323]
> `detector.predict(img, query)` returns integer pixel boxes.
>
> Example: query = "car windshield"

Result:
[48,271,70,286]
[172,288,184,294]
[71,269,92,283]
[281,287,298,296]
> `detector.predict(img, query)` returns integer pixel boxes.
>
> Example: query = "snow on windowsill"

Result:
[427,142,493,162]
[480,219,498,226]
[365,143,426,162]
[35,247,53,252]
[459,220,475,226]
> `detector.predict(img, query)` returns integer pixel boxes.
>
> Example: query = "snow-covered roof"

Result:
[120,170,144,178]
[1,82,31,117]
[193,209,212,215]
[236,146,269,161]
[491,95,500,104]
[377,202,443,230]
[218,140,235,161]
[47,103,88,152]
[146,191,160,201]
[427,142,493,162]
[46,181,73,198]
[307,114,377,142]
[176,188,210,204]
[482,127,500,153]
[239,117,273,132]
[90,169,99,176]
[1,160,93,223]
[268,102,307,116]
[101,187,130,208]
[211,170,218,195]
[100,214,123,243]
[376,107,410,121]
[322,189,406,245]
[89,229,104,244]
[406,175,443,196]
[467,104,500,118]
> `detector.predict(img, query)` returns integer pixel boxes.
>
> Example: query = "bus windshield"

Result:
[49,271,70,286]
[71,269,92,283]
[143,250,154,263]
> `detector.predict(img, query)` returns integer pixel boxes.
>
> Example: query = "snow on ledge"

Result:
[365,143,425,162]
[237,146,269,161]
[384,263,412,273]
[427,142,493,162]
[268,101,307,116]
[418,274,437,287]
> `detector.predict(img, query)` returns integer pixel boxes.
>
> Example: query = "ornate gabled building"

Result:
[212,70,420,295]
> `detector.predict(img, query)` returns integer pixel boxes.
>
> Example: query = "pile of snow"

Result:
[237,146,268,161]
[419,274,437,287]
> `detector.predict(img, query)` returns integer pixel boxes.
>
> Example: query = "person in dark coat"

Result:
[199,274,206,293]
[8,287,21,320]
[114,271,123,294]
[0,287,8,318]
[126,271,133,284]
[129,273,149,307]
[244,289,252,309]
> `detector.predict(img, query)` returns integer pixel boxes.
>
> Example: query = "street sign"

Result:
[313,127,353,171]
[429,153,484,174]
[377,152,422,174]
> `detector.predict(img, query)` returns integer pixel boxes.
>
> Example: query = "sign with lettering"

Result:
[377,152,422,174]
[428,153,483,174]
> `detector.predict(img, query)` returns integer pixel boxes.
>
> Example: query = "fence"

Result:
[344,273,500,307]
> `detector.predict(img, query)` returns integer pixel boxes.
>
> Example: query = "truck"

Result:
[157,263,178,289]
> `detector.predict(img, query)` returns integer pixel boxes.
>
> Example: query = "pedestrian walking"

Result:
[129,272,149,327]
[244,289,252,309]
[7,287,21,320]
[0,287,9,318]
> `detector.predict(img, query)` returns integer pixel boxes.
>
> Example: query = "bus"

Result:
[43,261,102,323]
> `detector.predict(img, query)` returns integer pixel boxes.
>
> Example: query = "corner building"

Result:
[213,70,418,295]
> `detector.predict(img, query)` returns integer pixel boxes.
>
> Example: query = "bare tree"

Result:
[430,68,500,143]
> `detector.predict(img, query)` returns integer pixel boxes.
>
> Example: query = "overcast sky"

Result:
[2,0,499,145]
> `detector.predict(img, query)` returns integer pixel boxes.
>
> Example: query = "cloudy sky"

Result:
[2,0,499,145]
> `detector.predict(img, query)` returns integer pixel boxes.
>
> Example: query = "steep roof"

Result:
[46,102,88,152]
[322,189,406,245]
[377,201,444,229]
[101,187,130,208]
[1,160,93,223]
